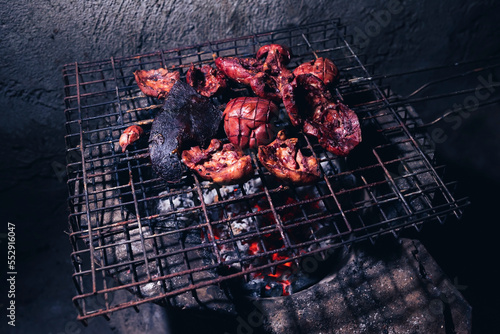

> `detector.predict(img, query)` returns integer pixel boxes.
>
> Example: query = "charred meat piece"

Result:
[134,68,180,99]
[186,64,227,97]
[258,130,321,185]
[149,81,223,183]
[215,57,263,85]
[293,57,339,86]
[119,125,144,152]
[282,74,361,156]
[182,139,254,184]
[256,44,292,74]
[223,97,279,149]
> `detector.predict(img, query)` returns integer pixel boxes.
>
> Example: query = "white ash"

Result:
[155,152,355,297]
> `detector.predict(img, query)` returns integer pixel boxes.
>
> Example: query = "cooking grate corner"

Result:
[62,19,468,323]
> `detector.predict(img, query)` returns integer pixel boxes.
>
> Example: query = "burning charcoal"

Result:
[263,281,285,297]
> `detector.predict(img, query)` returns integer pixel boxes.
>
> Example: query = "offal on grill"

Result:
[186,64,227,97]
[134,68,180,99]
[119,125,143,152]
[181,139,254,184]
[258,130,321,185]
[282,73,361,156]
[223,97,279,149]
[293,57,339,86]
[149,80,222,183]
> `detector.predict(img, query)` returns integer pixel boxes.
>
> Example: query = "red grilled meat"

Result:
[258,130,321,185]
[256,44,292,74]
[119,125,143,152]
[134,68,180,99]
[223,97,279,149]
[293,57,339,86]
[181,139,254,184]
[282,74,361,156]
[215,57,263,85]
[186,64,227,97]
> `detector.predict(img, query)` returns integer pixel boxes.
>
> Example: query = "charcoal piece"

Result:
[149,80,223,183]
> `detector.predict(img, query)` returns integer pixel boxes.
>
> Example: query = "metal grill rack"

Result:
[62,19,468,322]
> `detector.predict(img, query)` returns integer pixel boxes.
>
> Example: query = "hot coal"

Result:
[156,152,356,298]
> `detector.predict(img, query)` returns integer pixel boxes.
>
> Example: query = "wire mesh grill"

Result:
[62,19,468,322]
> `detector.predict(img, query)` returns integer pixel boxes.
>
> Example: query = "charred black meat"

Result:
[149,80,223,183]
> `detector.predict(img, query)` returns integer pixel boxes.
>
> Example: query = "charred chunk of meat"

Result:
[182,139,254,184]
[258,130,321,185]
[134,68,180,99]
[223,97,279,149]
[149,81,222,183]
[293,57,339,86]
[119,125,144,152]
[186,64,227,97]
[282,74,361,156]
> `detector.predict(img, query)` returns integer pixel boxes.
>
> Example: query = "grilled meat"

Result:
[149,80,223,183]
[186,64,227,97]
[119,125,143,152]
[282,74,361,156]
[256,44,292,74]
[293,57,339,86]
[134,68,180,99]
[215,57,263,85]
[258,130,321,185]
[182,139,254,184]
[223,97,279,149]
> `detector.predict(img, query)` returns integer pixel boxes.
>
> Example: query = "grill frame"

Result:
[62,19,468,322]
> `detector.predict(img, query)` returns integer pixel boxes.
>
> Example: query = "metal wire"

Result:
[62,19,469,322]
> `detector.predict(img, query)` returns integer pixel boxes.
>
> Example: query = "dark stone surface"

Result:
[1,1,500,333]
[255,239,471,334]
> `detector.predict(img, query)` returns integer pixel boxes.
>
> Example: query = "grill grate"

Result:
[62,19,468,322]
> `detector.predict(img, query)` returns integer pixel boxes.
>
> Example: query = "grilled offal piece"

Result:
[182,139,254,184]
[149,81,222,183]
[215,57,263,85]
[223,97,279,149]
[293,57,339,86]
[186,64,227,97]
[282,74,361,156]
[258,130,321,185]
[119,125,143,152]
[256,44,292,74]
[134,68,180,99]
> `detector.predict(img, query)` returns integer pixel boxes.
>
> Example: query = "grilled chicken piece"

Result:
[258,130,321,185]
[186,64,227,97]
[293,57,339,86]
[149,81,222,183]
[182,139,254,184]
[119,125,144,152]
[223,97,279,149]
[282,74,361,156]
[215,57,263,85]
